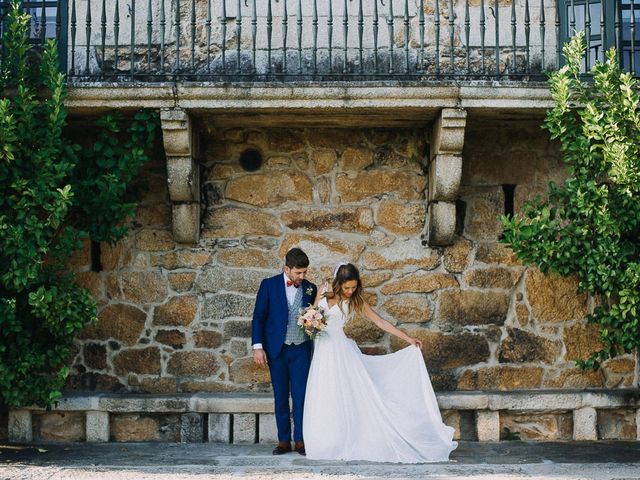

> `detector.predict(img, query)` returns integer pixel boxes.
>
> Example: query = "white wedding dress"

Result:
[303,297,458,463]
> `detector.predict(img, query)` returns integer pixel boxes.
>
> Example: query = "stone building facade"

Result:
[3,0,640,444]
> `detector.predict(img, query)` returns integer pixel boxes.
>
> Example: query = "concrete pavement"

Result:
[1,441,639,480]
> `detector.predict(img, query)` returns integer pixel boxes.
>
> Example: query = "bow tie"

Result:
[286,280,299,288]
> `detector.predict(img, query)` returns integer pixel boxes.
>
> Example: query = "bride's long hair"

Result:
[325,263,365,316]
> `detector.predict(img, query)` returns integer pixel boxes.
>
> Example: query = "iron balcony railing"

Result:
[1,1,639,82]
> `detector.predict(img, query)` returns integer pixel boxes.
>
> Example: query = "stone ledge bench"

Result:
[6,389,640,444]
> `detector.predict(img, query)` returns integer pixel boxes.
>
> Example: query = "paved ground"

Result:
[0,441,639,480]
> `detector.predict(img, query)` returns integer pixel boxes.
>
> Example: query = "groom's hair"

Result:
[285,248,309,269]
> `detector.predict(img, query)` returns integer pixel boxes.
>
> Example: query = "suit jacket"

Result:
[252,274,317,358]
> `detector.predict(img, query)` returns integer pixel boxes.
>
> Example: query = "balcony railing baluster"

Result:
[85,0,91,74]
[342,0,348,74]
[435,0,440,74]
[405,0,410,74]
[160,0,166,74]
[267,0,272,74]
[282,0,288,74]
[236,0,242,74]
[569,0,575,34]
[56,0,62,39]
[190,0,196,72]
[147,0,153,71]
[480,0,486,74]
[465,0,471,74]
[388,0,394,74]
[206,0,212,73]
[252,0,257,75]
[130,0,135,80]
[70,0,76,74]
[298,0,303,74]
[585,0,591,70]
[419,0,425,71]
[601,0,607,57]
[539,0,545,71]
[449,0,454,74]
[40,0,46,45]
[373,0,379,73]
[358,0,364,74]
[101,0,106,73]
[174,0,180,73]
[221,0,227,75]
[494,0,500,76]
[113,0,119,73]
[525,0,530,73]
[615,0,621,54]
[555,0,560,69]
[328,0,333,72]
[632,0,637,76]
[312,0,318,74]
[511,0,516,73]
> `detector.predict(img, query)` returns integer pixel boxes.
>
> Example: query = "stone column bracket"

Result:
[425,108,467,247]
[427,202,457,247]
[167,156,199,202]
[429,155,463,202]
[161,108,200,244]
[431,108,467,157]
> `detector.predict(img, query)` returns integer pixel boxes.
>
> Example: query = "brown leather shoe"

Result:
[294,441,306,456]
[272,442,292,455]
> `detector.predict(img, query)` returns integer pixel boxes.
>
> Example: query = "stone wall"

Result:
[68,121,637,398]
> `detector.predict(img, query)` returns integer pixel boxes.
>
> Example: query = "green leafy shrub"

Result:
[501,31,640,370]
[0,1,159,408]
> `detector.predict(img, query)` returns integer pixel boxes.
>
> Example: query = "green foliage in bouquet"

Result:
[501,31,640,370]
[0,1,159,408]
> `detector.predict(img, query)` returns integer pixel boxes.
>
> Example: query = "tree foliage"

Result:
[0,1,159,408]
[501,32,640,370]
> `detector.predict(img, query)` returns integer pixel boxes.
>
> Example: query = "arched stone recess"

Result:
[160,108,201,243]
[426,108,467,246]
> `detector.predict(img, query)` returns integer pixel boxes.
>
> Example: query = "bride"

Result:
[303,262,458,463]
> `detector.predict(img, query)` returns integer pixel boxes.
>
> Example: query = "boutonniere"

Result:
[305,287,313,296]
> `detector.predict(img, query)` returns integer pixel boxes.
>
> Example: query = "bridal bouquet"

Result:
[297,304,328,339]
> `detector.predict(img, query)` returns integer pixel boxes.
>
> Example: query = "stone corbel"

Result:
[426,108,467,246]
[160,108,200,244]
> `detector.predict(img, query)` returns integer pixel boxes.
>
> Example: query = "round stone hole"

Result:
[239,148,263,172]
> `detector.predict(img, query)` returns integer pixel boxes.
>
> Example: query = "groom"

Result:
[252,247,317,456]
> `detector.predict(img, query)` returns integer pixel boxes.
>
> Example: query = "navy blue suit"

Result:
[252,274,316,443]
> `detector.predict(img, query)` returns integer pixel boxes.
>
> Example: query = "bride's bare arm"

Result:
[362,302,423,348]
[313,281,330,307]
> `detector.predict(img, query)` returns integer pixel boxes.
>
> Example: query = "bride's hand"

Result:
[408,337,422,349]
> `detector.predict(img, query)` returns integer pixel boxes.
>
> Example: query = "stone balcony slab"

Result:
[64,82,553,126]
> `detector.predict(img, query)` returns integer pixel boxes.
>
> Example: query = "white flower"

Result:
[305,287,313,296]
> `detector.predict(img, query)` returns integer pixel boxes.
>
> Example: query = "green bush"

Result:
[0,1,159,408]
[501,31,640,370]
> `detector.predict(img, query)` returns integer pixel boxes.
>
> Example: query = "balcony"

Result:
[2,0,638,83]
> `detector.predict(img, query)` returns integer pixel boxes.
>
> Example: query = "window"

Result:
[560,0,639,75]
[0,1,66,68]
[621,0,640,73]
